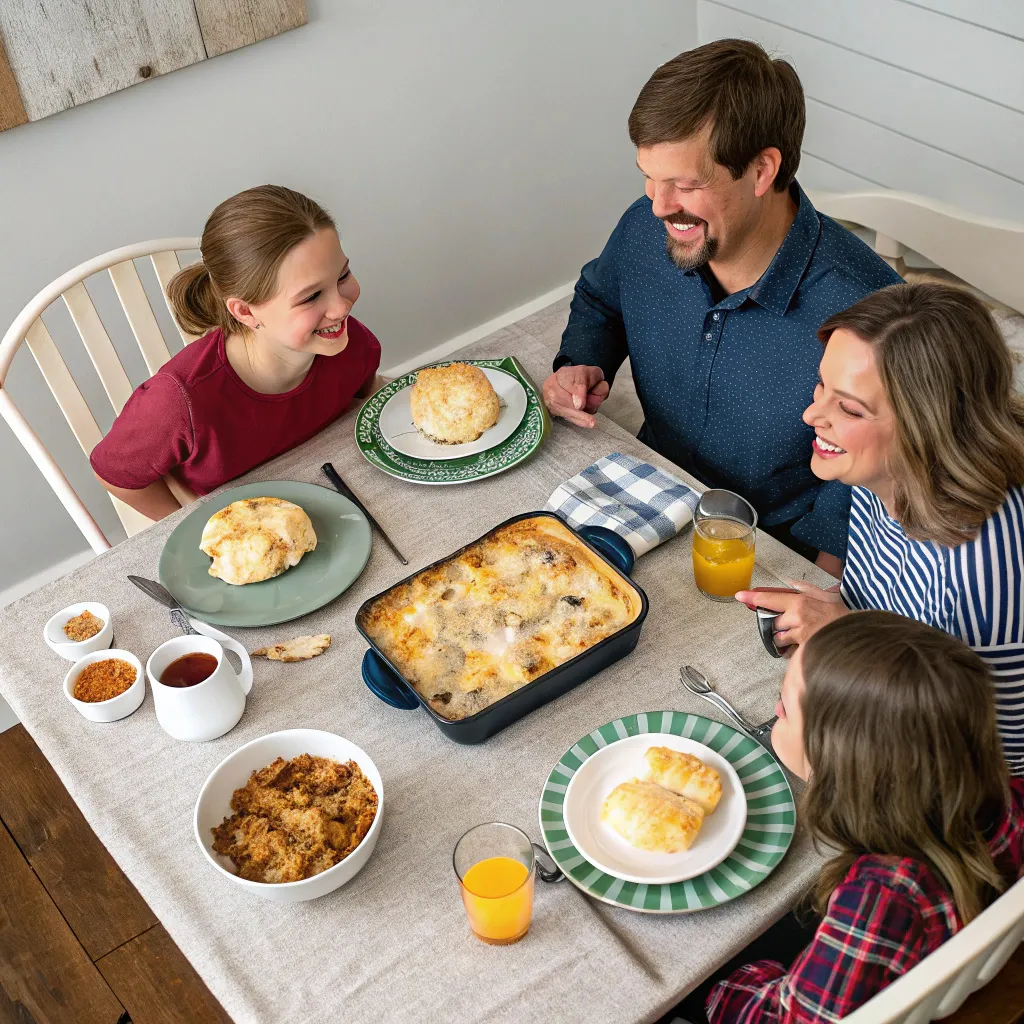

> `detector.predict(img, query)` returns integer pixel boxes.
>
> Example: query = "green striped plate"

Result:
[355,357,551,485]
[539,712,795,914]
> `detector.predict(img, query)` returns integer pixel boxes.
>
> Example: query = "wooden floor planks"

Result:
[0,819,125,1022]
[0,725,156,960]
[97,926,233,1024]
[0,722,1021,1023]
[0,725,229,1023]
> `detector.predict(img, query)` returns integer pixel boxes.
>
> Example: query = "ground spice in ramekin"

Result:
[73,659,136,703]
[63,609,104,642]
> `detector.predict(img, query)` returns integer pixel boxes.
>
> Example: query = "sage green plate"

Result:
[355,357,551,485]
[540,712,795,914]
[158,482,372,627]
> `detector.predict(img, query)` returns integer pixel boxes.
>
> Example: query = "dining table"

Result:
[0,308,836,1024]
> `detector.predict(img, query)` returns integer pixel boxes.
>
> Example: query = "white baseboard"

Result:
[0,548,95,609]
[382,280,574,376]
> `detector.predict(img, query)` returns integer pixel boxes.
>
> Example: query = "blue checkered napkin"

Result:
[546,452,698,557]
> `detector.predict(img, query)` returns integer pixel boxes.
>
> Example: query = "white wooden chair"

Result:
[843,874,1024,1023]
[0,238,200,554]
[806,188,1024,315]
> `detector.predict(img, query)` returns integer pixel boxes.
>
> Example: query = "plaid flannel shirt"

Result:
[708,779,1024,1024]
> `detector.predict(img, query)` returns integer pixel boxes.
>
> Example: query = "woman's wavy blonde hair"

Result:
[167,185,334,339]
[801,612,1010,924]
[818,282,1024,546]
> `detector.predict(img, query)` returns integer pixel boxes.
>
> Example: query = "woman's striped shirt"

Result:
[842,485,1024,776]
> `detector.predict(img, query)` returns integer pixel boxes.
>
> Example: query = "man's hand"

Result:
[735,580,849,650]
[541,365,610,428]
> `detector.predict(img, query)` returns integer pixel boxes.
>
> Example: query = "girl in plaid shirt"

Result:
[704,612,1024,1024]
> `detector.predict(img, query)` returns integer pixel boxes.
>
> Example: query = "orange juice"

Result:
[692,517,756,599]
[460,856,534,944]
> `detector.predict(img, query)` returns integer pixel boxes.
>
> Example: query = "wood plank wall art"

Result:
[0,0,307,133]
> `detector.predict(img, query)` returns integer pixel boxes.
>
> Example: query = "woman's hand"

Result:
[735,581,849,650]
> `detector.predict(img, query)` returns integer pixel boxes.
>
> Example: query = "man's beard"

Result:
[663,216,718,270]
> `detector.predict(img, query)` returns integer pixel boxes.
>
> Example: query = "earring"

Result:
[254,322,262,330]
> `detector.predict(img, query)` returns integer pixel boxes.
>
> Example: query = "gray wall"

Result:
[0,0,696,590]
[698,0,1024,219]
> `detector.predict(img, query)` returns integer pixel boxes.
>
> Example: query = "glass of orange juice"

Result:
[692,489,757,601]
[454,823,536,945]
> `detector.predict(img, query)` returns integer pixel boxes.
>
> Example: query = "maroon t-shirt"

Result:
[90,319,381,495]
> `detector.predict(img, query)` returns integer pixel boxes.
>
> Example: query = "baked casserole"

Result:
[358,516,641,721]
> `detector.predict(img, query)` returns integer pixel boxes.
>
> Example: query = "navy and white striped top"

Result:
[842,485,1024,777]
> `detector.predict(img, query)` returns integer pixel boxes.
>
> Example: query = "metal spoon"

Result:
[680,665,777,750]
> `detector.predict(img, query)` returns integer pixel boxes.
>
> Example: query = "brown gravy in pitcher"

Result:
[160,652,218,688]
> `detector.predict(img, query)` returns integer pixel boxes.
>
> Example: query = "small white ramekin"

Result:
[64,649,145,723]
[44,602,113,661]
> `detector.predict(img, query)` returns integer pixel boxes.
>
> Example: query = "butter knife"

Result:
[127,575,199,636]
[321,462,408,565]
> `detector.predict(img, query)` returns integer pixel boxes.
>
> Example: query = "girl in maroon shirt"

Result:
[91,185,381,520]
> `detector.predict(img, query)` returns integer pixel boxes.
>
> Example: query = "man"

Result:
[543,40,900,570]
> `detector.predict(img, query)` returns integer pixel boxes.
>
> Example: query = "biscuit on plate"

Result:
[601,778,704,853]
[643,746,722,814]
[200,497,316,586]
[409,363,500,444]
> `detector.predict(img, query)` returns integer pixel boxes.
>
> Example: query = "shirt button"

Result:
[704,332,713,340]
[712,312,720,321]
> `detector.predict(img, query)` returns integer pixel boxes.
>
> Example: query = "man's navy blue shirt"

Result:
[555,183,901,559]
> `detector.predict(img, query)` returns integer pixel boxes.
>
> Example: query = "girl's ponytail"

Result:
[167,260,232,337]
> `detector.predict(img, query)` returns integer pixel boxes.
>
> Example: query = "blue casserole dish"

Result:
[355,511,649,744]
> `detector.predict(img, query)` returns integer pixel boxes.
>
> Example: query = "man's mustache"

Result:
[661,213,706,229]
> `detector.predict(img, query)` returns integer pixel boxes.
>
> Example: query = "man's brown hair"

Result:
[627,39,805,192]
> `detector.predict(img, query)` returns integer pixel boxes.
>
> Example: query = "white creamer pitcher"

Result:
[146,632,253,742]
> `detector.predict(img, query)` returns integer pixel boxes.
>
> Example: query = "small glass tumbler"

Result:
[691,489,758,601]
[453,822,536,945]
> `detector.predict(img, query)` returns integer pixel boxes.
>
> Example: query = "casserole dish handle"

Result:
[576,526,635,577]
[361,650,420,710]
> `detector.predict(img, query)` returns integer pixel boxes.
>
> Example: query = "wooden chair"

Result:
[0,238,200,554]
[843,874,1024,1023]
[807,188,1024,314]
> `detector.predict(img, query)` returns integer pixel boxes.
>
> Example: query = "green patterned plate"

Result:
[355,357,551,485]
[539,712,795,913]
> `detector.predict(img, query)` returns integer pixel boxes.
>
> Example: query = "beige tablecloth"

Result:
[0,304,833,1024]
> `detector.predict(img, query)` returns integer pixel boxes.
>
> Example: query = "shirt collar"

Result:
[747,181,820,316]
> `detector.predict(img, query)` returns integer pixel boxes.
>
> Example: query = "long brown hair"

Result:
[800,612,1009,923]
[168,185,334,338]
[627,39,805,192]
[819,282,1024,546]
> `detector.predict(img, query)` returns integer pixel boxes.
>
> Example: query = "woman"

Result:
[91,185,381,520]
[736,283,1024,775]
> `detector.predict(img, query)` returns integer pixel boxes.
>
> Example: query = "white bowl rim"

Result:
[193,727,384,889]
[45,602,112,646]
[64,648,143,707]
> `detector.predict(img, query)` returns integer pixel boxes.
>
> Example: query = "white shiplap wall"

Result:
[697,0,1024,221]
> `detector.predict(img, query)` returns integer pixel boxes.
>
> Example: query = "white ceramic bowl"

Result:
[194,728,384,903]
[44,602,113,661]
[63,649,145,723]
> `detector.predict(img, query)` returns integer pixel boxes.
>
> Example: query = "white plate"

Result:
[377,367,527,460]
[562,732,747,885]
